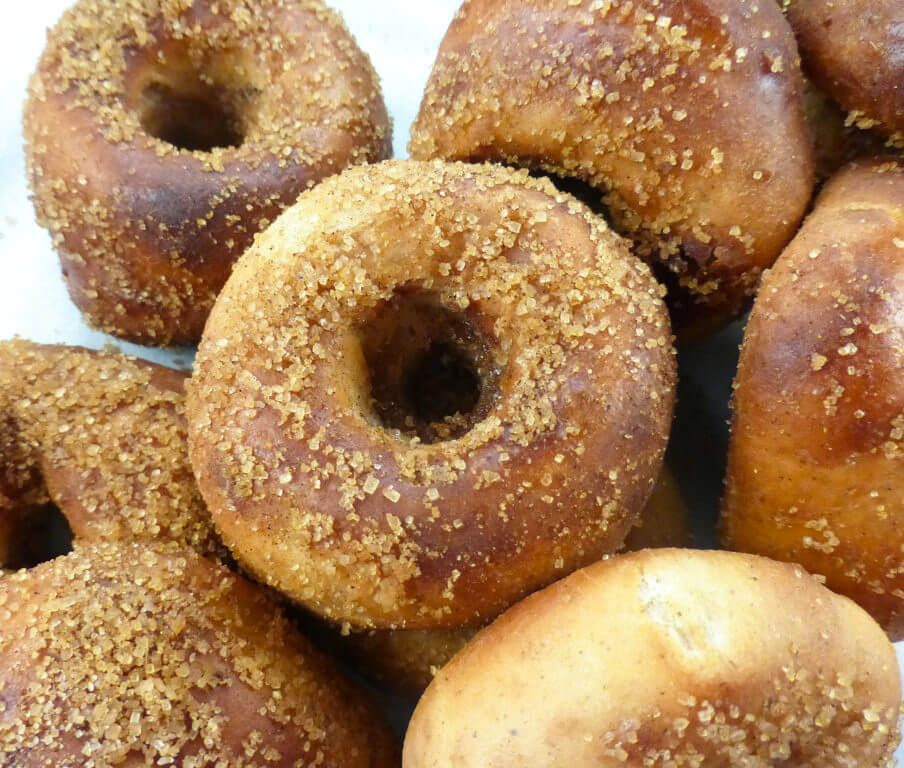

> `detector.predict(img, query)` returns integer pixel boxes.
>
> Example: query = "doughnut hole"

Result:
[2,502,73,570]
[131,48,261,152]
[357,287,501,443]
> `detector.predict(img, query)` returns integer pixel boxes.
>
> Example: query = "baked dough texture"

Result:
[403,548,902,768]
[188,159,676,630]
[410,0,814,337]
[723,158,904,639]
[24,0,391,345]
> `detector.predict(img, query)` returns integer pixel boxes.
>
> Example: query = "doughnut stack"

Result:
[7,0,904,766]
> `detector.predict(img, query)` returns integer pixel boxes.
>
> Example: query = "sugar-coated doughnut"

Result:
[24,0,391,345]
[410,0,815,338]
[403,549,902,768]
[188,160,676,630]
[0,541,398,767]
[785,0,904,142]
[0,340,215,566]
[348,467,690,692]
[723,158,904,639]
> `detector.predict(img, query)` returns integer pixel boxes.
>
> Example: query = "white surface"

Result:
[1,0,902,761]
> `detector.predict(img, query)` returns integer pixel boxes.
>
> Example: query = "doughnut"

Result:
[785,0,904,142]
[0,340,216,566]
[346,467,689,692]
[722,158,904,639]
[409,0,815,338]
[0,541,398,767]
[403,549,902,768]
[24,0,391,346]
[187,159,676,630]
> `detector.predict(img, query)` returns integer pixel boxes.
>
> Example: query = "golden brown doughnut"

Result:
[786,0,904,142]
[188,160,676,630]
[0,340,216,566]
[409,0,815,338]
[0,541,398,767]
[24,0,391,346]
[348,467,690,693]
[403,549,902,768]
[722,158,904,639]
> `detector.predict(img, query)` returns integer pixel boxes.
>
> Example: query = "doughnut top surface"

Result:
[0,340,216,561]
[410,0,814,337]
[0,542,398,768]
[188,159,675,629]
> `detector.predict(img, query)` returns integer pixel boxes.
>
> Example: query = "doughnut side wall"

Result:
[403,549,901,768]
[786,0,904,140]
[187,160,676,630]
[723,158,904,638]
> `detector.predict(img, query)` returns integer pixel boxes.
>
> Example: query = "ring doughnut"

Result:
[409,0,815,338]
[722,158,904,639]
[0,340,216,567]
[187,160,676,630]
[0,541,398,767]
[347,467,689,692]
[403,549,902,768]
[24,0,391,345]
[785,0,904,142]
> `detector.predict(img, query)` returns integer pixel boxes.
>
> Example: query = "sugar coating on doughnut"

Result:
[784,0,904,145]
[403,549,902,768]
[723,157,904,639]
[410,0,814,336]
[349,467,689,692]
[0,542,398,767]
[188,159,675,629]
[24,0,391,344]
[0,340,216,561]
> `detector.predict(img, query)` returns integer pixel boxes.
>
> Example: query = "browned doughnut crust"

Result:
[785,0,904,142]
[722,158,904,639]
[409,0,815,338]
[403,549,902,768]
[0,340,216,565]
[348,467,690,693]
[24,0,391,346]
[0,541,398,767]
[187,160,676,630]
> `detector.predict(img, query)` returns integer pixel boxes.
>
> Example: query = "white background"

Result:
[1,1,902,759]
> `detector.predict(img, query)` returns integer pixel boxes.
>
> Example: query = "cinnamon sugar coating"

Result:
[187,160,676,630]
[0,340,217,564]
[346,467,689,692]
[403,549,902,768]
[24,0,391,346]
[0,541,398,767]
[410,0,814,338]
[723,158,904,639]
[785,0,904,143]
